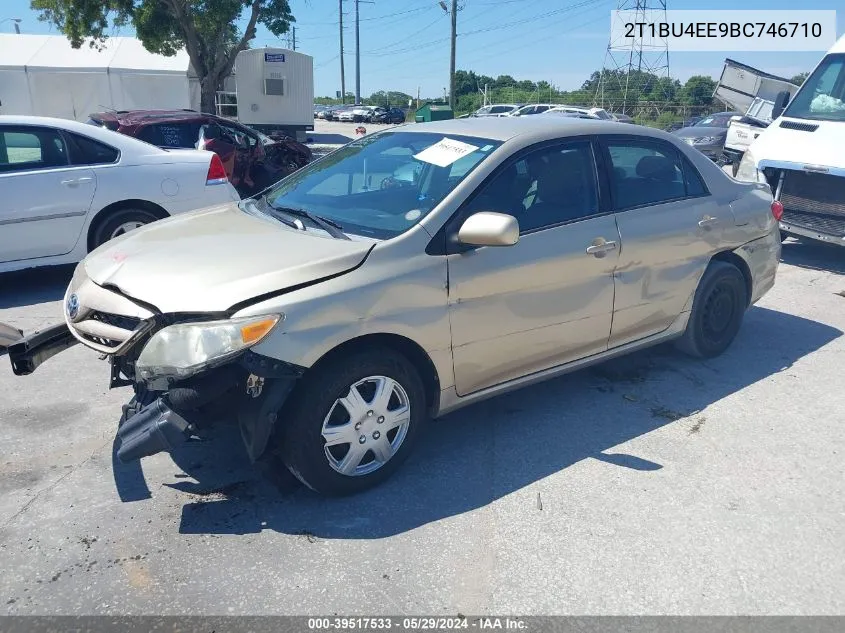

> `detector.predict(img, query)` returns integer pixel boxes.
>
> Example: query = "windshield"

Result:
[784,53,845,122]
[695,114,734,128]
[262,131,501,239]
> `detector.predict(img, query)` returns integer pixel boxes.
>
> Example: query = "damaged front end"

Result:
[112,346,303,465]
[109,311,304,465]
[8,276,304,468]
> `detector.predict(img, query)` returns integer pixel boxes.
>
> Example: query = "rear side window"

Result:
[0,126,68,172]
[137,122,202,148]
[606,141,701,209]
[66,133,119,165]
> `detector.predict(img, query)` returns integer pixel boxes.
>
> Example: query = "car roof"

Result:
[0,114,169,153]
[402,116,669,143]
[89,109,208,125]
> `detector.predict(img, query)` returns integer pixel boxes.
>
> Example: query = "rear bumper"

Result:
[780,219,845,247]
[8,323,78,375]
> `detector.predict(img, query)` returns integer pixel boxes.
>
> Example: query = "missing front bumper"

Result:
[8,323,78,375]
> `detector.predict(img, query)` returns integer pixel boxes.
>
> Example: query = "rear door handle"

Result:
[61,177,93,186]
[585,240,618,257]
[698,216,719,229]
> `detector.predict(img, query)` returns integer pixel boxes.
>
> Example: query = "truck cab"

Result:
[735,36,845,248]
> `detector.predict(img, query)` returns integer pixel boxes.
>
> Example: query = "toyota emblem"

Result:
[66,294,80,320]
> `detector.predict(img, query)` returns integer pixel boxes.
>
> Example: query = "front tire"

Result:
[91,208,161,250]
[279,348,426,496]
[676,261,748,358]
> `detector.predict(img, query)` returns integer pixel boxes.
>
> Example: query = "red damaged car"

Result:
[87,110,312,197]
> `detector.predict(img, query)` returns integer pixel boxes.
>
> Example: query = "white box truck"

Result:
[230,48,314,142]
[734,34,845,247]
[713,58,800,171]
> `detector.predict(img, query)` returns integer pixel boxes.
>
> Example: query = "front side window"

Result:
[784,53,845,122]
[607,141,690,209]
[462,142,599,233]
[0,127,68,172]
[263,131,501,239]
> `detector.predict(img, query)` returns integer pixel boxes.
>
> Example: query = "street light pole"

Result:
[1,18,22,33]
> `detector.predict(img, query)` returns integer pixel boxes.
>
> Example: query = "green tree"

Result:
[790,72,810,86]
[31,0,295,114]
[681,75,717,107]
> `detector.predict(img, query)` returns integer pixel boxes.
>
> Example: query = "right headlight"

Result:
[734,149,763,183]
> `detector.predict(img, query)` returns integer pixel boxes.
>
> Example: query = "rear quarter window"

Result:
[66,133,120,165]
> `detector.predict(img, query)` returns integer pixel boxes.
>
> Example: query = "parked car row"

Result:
[315,104,407,124]
[468,103,635,123]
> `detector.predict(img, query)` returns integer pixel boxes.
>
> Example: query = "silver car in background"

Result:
[7,117,781,496]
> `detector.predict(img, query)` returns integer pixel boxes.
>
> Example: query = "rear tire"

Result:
[91,208,161,250]
[676,261,748,359]
[277,348,426,496]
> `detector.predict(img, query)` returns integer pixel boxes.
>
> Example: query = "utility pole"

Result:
[339,0,346,104]
[292,26,296,51]
[449,0,457,108]
[353,0,374,105]
[355,0,361,105]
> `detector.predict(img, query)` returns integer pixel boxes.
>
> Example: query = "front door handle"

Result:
[585,240,618,258]
[698,216,719,229]
[61,177,93,186]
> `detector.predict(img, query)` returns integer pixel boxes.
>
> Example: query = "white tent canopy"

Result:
[0,34,199,120]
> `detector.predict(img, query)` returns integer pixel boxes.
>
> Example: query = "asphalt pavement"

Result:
[1,239,844,615]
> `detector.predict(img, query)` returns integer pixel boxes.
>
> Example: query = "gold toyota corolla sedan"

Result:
[7,117,781,495]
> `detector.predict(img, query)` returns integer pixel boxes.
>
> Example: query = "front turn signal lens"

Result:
[241,316,281,345]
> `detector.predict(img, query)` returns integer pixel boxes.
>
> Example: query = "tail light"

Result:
[771,200,784,221]
[206,153,228,185]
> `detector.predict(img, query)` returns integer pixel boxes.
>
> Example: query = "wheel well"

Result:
[309,334,442,415]
[87,200,169,252]
[711,250,752,306]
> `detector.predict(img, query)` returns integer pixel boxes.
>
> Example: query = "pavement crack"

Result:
[1,438,111,530]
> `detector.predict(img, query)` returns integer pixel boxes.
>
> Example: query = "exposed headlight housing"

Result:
[136,314,282,381]
[734,149,764,183]
[692,136,718,145]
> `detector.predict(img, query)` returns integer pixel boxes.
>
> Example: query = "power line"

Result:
[365,14,447,54]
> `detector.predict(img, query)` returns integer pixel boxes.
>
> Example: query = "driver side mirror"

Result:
[457,212,519,247]
[772,90,791,120]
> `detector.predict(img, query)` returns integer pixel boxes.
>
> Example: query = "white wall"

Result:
[235,48,314,128]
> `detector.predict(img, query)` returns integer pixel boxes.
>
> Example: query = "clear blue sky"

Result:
[2,0,842,99]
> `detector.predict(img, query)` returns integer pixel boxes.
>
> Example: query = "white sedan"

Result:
[0,115,240,274]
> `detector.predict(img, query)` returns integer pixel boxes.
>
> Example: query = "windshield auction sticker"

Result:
[414,138,479,168]
[609,10,837,51]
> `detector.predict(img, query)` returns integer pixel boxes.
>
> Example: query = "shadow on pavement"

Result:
[107,306,841,538]
[0,265,74,309]
[781,238,845,275]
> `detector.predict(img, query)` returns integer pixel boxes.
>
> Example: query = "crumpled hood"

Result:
[750,117,845,169]
[82,203,374,313]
